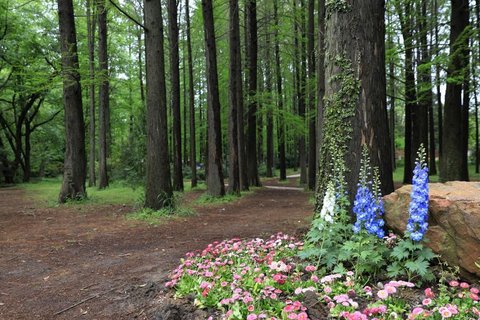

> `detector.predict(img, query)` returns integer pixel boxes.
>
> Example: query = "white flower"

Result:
[320,182,336,224]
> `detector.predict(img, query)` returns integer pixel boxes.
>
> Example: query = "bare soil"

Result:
[0,182,312,320]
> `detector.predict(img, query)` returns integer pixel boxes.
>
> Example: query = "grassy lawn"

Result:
[393,164,480,184]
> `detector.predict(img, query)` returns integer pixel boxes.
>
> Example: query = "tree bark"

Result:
[316,0,393,210]
[87,0,96,187]
[265,17,274,178]
[246,0,260,186]
[434,0,443,159]
[185,0,197,187]
[395,1,416,184]
[57,0,87,202]
[201,0,225,196]
[227,0,241,195]
[144,0,173,209]
[297,0,307,185]
[316,0,325,173]
[97,0,109,189]
[168,0,183,191]
[307,0,316,190]
[274,0,286,181]
[440,0,469,182]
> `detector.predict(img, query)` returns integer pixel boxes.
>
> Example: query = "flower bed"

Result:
[165,233,479,319]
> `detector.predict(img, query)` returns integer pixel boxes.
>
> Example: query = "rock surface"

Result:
[384,182,480,279]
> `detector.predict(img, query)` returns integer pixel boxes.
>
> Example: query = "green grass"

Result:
[20,177,144,207]
[393,164,480,185]
[126,205,195,225]
[194,188,258,206]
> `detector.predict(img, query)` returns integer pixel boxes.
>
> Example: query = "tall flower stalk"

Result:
[407,145,429,242]
[353,146,385,238]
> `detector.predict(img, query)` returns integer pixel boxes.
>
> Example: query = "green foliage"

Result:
[387,237,436,283]
[127,205,195,225]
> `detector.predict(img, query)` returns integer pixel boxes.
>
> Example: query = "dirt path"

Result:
[0,185,313,320]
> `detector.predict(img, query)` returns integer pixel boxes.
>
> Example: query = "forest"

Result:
[1,0,480,319]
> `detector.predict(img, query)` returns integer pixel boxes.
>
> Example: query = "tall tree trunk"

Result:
[144,0,173,209]
[315,0,393,210]
[316,0,325,173]
[475,0,480,173]
[440,0,469,182]
[57,0,87,202]
[201,0,225,196]
[87,0,96,187]
[274,0,286,181]
[395,1,416,184]
[265,18,274,178]
[386,10,396,171]
[307,0,315,190]
[185,0,197,187]
[417,0,435,175]
[246,0,260,186]
[461,47,470,179]
[227,0,241,195]
[168,0,183,191]
[434,0,443,159]
[237,15,248,192]
[298,0,307,185]
[98,0,109,189]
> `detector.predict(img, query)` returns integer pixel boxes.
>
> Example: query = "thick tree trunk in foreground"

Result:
[57,0,87,202]
[98,0,109,189]
[144,0,173,209]
[201,0,225,196]
[440,0,469,182]
[316,0,393,211]
[168,0,183,191]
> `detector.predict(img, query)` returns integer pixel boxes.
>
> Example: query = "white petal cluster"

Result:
[320,181,336,225]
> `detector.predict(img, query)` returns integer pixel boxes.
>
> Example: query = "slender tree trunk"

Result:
[416,0,435,175]
[265,19,274,178]
[434,0,443,159]
[307,0,315,190]
[87,0,96,187]
[57,0,87,202]
[185,0,197,187]
[316,0,393,210]
[386,11,396,171]
[144,0,173,209]
[298,0,307,185]
[274,0,286,181]
[97,0,109,189]
[316,0,325,174]
[237,17,248,191]
[246,0,260,186]
[475,0,480,174]
[167,0,183,191]
[227,0,241,195]
[461,47,470,180]
[201,0,225,196]
[440,0,469,182]
[395,1,416,184]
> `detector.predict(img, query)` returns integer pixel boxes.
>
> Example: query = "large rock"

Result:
[384,182,480,279]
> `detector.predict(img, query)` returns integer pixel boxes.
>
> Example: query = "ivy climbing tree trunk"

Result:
[57,0,87,203]
[144,0,173,209]
[201,0,225,196]
[316,0,325,173]
[315,0,393,211]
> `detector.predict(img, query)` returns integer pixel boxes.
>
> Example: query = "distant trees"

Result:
[57,0,87,202]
